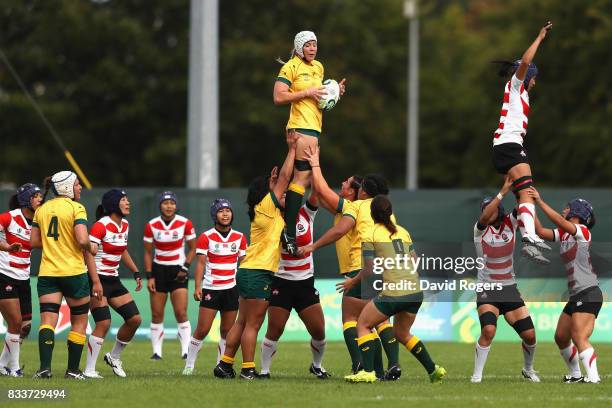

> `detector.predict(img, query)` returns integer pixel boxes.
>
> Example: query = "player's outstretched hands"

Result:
[338,78,346,98]
[305,86,327,102]
[526,186,542,203]
[538,21,553,40]
[147,277,156,293]
[135,276,143,291]
[304,145,320,167]
[501,174,513,196]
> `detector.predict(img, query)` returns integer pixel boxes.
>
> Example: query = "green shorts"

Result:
[343,270,362,299]
[236,268,273,300]
[373,292,424,317]
[37,274,90,299]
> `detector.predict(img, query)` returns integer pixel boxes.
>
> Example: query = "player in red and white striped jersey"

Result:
[143,191,196,360]
[260,192,329,379]
[491,22,553,265]
[83,189,142,379]
[0,184,42,377]
[182,199,246,375]
[471,176,539,383]
[530,187,602,384]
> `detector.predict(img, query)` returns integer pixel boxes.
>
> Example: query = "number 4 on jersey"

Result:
[47,216,59,241]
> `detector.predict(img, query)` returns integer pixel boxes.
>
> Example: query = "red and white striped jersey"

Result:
[473,213,518,286]
[89,216,129,277]
[196,228,247,290]
[277,204,317,281]
[493,74,530,147]
[553,224,598,296]
[0,209,33,280]
[143,215,196,265]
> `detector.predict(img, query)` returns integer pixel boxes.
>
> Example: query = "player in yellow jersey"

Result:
[30,171,102,380]
[299,155,400,379]
[273,30,346,256]
[214,131,299,380]
[340,195,447,384]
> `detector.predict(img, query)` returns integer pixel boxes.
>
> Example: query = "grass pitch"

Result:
[0,341,610,408]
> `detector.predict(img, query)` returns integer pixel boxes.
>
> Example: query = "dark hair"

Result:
[42,176,53,203]
[349,175,363,201]
[361,174,389,198]
[8,194,19,211]
[95,204,107,221]
[371,195,397,237]
[246,175,271,222]
[491,60,517,78]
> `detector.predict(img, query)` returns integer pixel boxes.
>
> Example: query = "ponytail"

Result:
[95,204,106,221]
[42,176,53,203]
[371,195,397,238]
[8,194,19,211]
[491,60,517,79]
[276,49,297,65]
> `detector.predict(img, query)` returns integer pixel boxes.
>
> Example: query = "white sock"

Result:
[522,341,536,371]
[150,323,164,356]
[110,337,129,360]
[185,337,203,369]
[518,203,536,238]
[177,321,192,356]
[85,335,104,373]
[260,337,278,375]
[3,333,21,370]
[310,338,326,368]
[217,338,226,364]
[560,344,581,377]
[472,342,490,379]
[579,347,600,382]
[0,335,10,367]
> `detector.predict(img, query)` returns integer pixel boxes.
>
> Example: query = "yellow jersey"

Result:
[240,192,285,272]
[342,198,397,265]
[33,197,88,277]
[334,198,361,274]
[363,223,419,297]
[277,55,324,134]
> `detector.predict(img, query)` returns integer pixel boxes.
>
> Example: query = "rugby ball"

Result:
[318,79,340,111]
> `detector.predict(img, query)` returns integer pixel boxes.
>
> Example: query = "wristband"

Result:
[134,272,142,281]
[496,192,504,201]
[181,263,190,273]
[146,271,152,279]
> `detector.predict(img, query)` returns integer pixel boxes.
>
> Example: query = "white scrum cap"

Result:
[294,31,317,58]
[51,171,77,199]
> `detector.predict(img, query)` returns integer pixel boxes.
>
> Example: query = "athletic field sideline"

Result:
[1,342,610,408]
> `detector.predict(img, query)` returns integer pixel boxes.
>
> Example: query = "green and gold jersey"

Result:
[363,223,419,297]
[240,192,285,273]
[334,198,361,274]
[277,55,324,133]
[33,197,88,277]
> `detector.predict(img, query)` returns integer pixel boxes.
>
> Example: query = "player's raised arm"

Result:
[516,21,552,81]
[271,131,299,202]
[478,176,512,226]
[304,146,340,213]
[527,187,577,236]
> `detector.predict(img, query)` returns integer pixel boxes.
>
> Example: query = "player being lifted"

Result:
[214,131,298,380]
[144,191,196,360]
[0,184,42,376]
[471,176,539,383]
[259,191,329,379]
[529,188,602,383]
[491,21,553,264]
[183,199,247,375]
[31,171,102,379]
[273,30,345,255]
[84,189,143,379]
[340,195,446,384]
